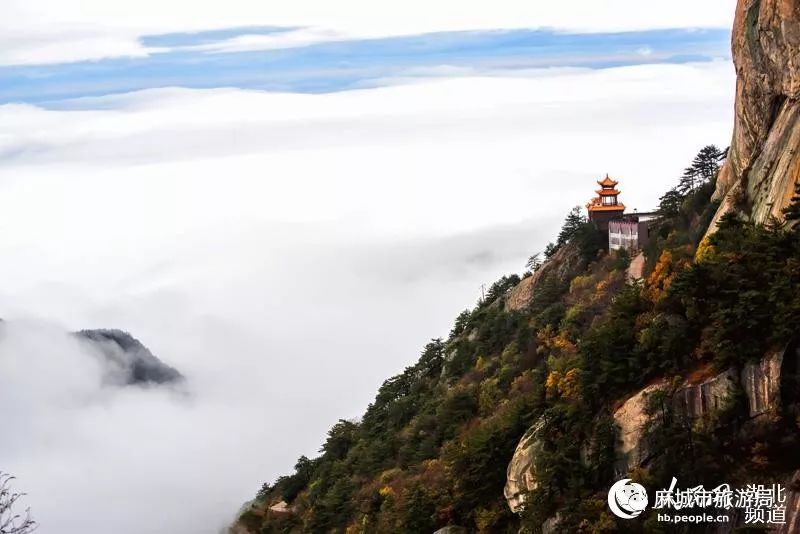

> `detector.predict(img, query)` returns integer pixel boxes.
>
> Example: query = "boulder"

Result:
[504,417,544,512]
[613,382,667,474]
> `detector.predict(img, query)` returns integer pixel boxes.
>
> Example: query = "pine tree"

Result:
[556,206,586,246]
[782,180,800,223]
[526,252,543,272]
[678,166,698,195]
[694,145,724,182]
[678,145,724,194]
[658,188,684,217]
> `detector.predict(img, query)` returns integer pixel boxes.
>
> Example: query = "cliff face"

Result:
[710,0,800,230]
[505,344,798,514]
[610,344,795,475]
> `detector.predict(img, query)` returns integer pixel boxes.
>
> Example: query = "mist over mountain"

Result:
[75,328,184,386]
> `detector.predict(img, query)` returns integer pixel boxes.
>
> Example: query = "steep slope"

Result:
[232,3,800,532]
[233,165,800,533]
[709,0,800,230]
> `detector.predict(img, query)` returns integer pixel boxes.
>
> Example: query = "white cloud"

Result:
[182,27,350,54]
[0,63,735,533]
[0,0,736,65]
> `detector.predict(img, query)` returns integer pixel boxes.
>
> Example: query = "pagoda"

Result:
[587,174,626,231]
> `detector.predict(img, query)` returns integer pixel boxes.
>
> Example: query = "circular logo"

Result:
[607,479,648,519]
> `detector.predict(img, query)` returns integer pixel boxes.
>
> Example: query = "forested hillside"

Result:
[231,146,800,533]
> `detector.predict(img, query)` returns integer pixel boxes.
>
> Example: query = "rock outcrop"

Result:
[777,470,800,534]
[611,344,798,474]
[505,242,583,312]
[709,0,800,233]
[741,348,784,418]
[613,382,667,474]
[504,417,544,512]
[506,349,787,511]
[672,368,738,420]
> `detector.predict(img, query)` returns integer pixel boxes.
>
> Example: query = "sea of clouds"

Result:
[0,63,735,533]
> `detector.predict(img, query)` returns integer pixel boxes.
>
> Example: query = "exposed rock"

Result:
[741,349,783,417]
[505,275,537,312]
[504,417,544,512]
[505,242,583,312]
[612,382,667,474]
[611,344,798,477]
[776,470,800,534]
[432,526,467,534]
[76,328,184,386]
[673,369,738,419]
[626,251,645,282]
[709,0,800,234]
[268,501,292,514]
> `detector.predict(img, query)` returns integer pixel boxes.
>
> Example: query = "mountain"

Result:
[708,0,800,232]
[230,1,800,532]
[75,328,184,386]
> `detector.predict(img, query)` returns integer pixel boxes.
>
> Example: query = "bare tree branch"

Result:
[0,473,37,534]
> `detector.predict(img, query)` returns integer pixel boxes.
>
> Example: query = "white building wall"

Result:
[609,221,639,251]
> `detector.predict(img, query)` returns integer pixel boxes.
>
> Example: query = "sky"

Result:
[0,1,737,533]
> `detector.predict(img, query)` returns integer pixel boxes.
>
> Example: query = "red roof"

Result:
[597,175,619,187]
[596,188,621,196]
[587,203,626,212]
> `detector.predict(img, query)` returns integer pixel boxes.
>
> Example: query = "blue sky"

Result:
[1,27,730,105]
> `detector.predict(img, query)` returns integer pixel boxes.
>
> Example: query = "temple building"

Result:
[586,175,655,251]
[587,175,625,231]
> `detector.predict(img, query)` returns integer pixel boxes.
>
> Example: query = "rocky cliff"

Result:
[505,343,799,521]
[610,346,791,476]
[709,0,800,231]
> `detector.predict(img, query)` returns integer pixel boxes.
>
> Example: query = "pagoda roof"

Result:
[596,188,621,196]
[597,175,619,187]
[587,203,626,212]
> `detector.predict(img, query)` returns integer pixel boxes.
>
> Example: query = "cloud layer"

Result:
[1,0,736,66]
[0,62,735,533]
[1,28,731,104]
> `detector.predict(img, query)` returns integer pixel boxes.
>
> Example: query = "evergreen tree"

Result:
[782,180,800,223]
[658,188,684,217]
[400,486,437,533]
[678,145,724,194]
[526,252,543,272]
[556,206,586,247]
[450,310,471,339]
